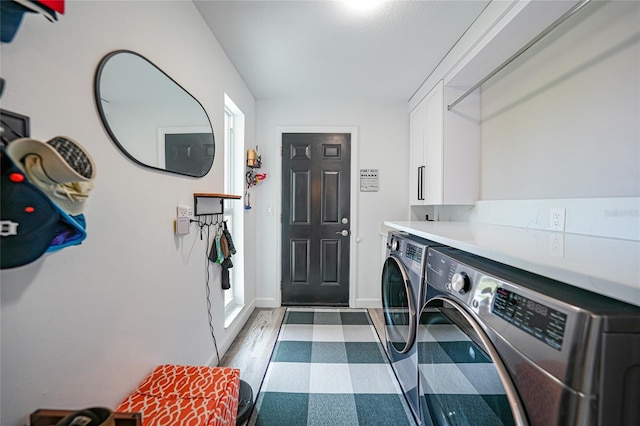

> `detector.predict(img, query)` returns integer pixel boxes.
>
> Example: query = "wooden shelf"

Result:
[193,193,241,200]
[193,193,241,216]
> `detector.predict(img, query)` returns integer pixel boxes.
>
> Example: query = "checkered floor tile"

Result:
[249,308,416,426]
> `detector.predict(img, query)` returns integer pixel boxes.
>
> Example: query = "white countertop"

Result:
[384,221,640,307]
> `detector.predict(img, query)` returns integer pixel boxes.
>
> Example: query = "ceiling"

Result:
[194,0,490,102]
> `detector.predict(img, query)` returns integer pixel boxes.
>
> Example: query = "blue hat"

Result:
[1,146,59,268]
[1,146,87,269]
[0,2,33,43]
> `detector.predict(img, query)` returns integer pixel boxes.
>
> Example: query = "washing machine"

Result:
[418,246,640,426]
[381,231,441,424]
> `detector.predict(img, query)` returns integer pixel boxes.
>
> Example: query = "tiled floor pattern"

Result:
[249,308,415,426]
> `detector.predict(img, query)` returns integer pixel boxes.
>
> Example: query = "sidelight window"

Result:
[223,94,245,327]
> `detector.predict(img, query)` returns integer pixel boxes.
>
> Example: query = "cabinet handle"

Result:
[417,166,421,200]
[421,166,425,200]
[418,166,425,200]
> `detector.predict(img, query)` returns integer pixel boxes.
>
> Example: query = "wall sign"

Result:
[360,169,379,192]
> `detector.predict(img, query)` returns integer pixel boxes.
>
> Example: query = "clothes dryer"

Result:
[418,246,640,426]
[381,231,441,424]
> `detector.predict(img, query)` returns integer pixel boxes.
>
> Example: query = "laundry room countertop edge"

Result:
[383,220,640,308]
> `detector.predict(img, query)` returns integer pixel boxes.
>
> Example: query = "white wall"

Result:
[0,2,255,425]
[253,100,409,308]
[480,0,639,200]
[417,0,640,243]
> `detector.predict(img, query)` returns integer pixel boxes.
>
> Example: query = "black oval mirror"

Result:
[94,50,214,177]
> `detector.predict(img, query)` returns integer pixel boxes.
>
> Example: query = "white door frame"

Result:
[275,126,359,308]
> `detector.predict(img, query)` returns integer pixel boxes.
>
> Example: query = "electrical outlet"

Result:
[549,208,566,231]
[177,204,190,218]
[549,233,565,257]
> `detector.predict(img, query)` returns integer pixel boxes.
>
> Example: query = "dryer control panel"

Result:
[387,232,437,278]
[492,287,567,351]
[426,248,476,305]
[427,248,568,351]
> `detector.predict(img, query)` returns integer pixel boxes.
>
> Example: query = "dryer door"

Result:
[382,255,417,354]
[418,297,528,426]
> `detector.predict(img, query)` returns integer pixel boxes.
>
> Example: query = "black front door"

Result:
[164,133,214,176]
[281,133,351,306]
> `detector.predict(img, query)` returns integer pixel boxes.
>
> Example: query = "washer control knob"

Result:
[389,239,399,252]
[451,272,470,294]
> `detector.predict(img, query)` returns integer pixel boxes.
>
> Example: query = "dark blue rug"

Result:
[248,308,416,425]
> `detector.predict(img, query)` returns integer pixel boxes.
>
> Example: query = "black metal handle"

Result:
[418,166,425,201]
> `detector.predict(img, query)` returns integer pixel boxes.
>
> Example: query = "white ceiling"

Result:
[194,0,490,102]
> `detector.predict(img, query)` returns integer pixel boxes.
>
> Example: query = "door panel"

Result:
[282,133,351,306]
[321,240,340,283]
[321,171,340,223]
[291,170,310,224]
[291,239,310,283]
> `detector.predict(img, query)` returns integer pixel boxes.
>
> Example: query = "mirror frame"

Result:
[94,49,215,177]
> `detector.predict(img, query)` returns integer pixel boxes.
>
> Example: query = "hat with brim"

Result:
[1,147,59,269]
[7,136,96,215]
[7,136,96,182]
[0,1,33,43]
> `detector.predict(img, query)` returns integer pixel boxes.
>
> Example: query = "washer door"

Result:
[382,255,417,354]
[418,297,528,426]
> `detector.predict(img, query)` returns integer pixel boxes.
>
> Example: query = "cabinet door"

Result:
[410,80,478,207]
[409,99,427,205]
[424,81,444,205]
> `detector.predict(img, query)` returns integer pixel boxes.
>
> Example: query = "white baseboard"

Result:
[254,298,382,309]
[354,298,382,309]
[254,298,280,308]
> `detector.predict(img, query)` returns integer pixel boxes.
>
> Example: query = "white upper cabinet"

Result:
[407,0,584,207]
[409,80,479,206]
[409,94,427,205]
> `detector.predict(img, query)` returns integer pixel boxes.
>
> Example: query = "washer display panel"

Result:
[418,301,518,426]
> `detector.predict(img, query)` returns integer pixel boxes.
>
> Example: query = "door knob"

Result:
[336,230,349,237]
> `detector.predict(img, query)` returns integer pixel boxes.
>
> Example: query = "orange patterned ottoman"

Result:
[115,364,240,426]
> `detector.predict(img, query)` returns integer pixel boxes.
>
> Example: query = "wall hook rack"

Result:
[190,214,224,240]
[193,193,241,216]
